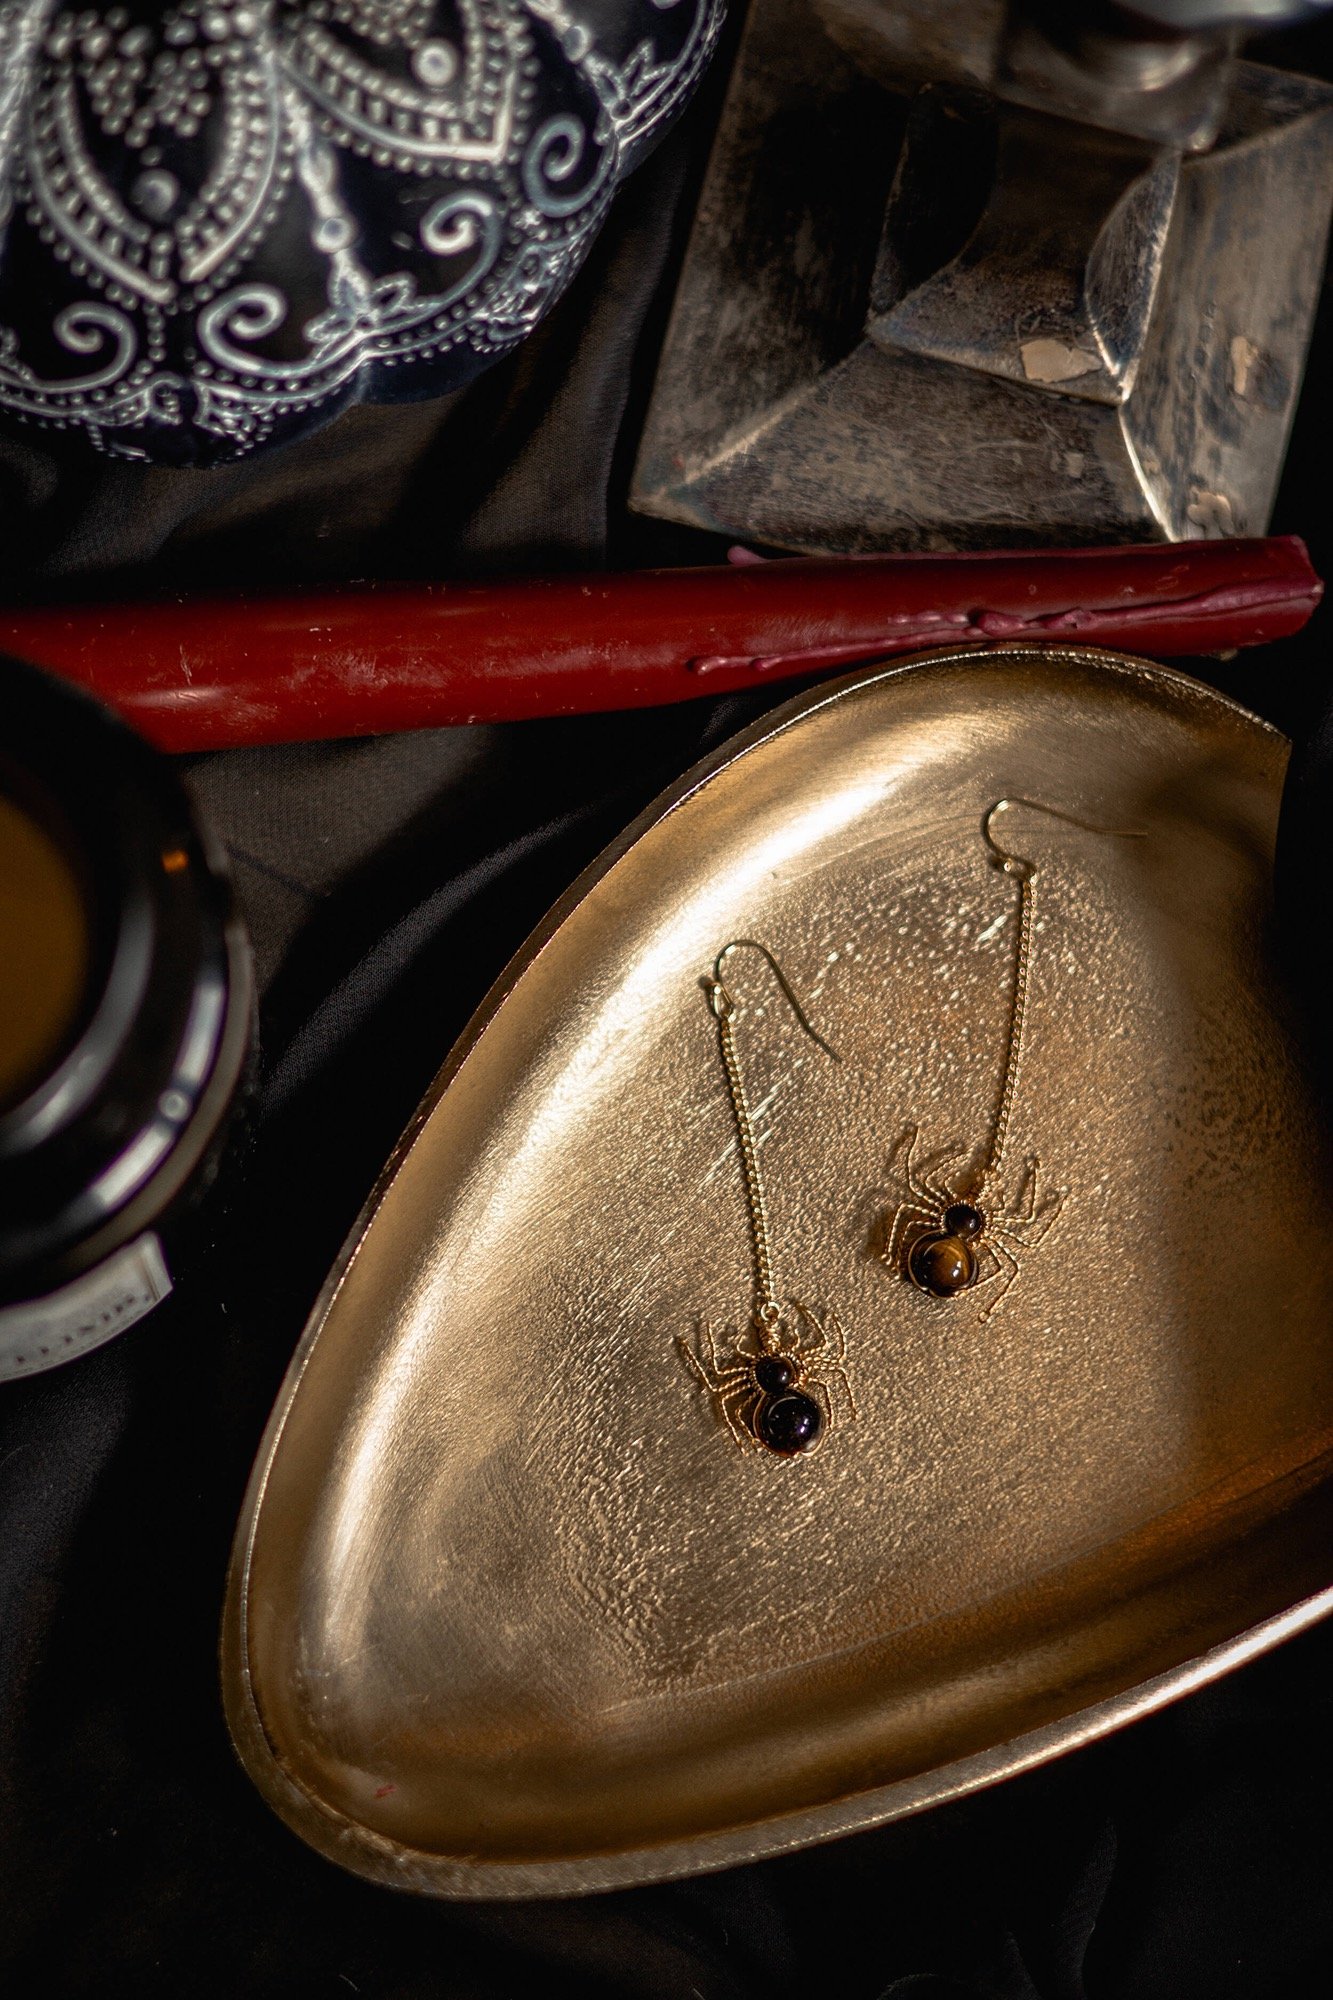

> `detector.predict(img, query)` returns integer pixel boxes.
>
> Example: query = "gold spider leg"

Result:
[679,1319,726,1383]
[677,1327,759,1450]
[792,1298,829,1352]
[963,1236,1005,1294]
[929,1150,977,1207]
[677,1325,751,1399]
[827,1353,858,1423]
[996,1162,1065,1245]
[883,1196,936,1269]
[1011,1157,1042,1224]
[890,1125,943,1209]
[795,1299,846,1365]
[899,1126,976,1212]
[827,1362,858,1422]
[795,1303,858,1421]
[715,1376,762,1449]
[976,1235,1022,1321]
[973,1197,1062,1321]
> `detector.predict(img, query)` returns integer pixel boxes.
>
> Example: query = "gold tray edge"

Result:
[221,645,1303,1897]
[220,1577,1333,1898]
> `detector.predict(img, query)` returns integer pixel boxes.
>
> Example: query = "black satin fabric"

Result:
[3,24,1333,1996]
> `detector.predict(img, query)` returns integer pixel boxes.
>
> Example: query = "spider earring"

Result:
[679,939,855,1459]
[881,798,1144,1319]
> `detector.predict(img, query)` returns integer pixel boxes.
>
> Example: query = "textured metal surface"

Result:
[817,0,1238,149]
[225,644,1333,1896]
[631,0,1333,553]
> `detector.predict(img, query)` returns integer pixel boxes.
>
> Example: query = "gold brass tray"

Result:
[224,645,1333,1897]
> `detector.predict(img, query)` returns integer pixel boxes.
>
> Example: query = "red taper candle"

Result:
[0,537,1320,752]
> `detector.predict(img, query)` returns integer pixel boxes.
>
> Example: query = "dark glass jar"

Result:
[0,658,252,1379]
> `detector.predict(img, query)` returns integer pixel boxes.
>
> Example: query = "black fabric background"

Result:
[4,20,1333,1995]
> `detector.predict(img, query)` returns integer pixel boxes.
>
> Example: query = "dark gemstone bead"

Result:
[909,1232,977,1297]
[756,1391,823,1455]
[943,1202,985,1239]
[754,1355,795,1394]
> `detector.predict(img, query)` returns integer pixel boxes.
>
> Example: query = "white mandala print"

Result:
[0,0,722,461]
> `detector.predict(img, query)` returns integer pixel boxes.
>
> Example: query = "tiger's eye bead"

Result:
[909,1232,976,1297]
[943,1202,985,1239]
[756,1391,823,1455]
[754,1355,795,1394]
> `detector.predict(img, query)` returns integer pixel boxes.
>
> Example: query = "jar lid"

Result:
[0,658,251,1306]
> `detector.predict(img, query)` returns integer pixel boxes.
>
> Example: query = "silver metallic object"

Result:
[632,0,1333,552]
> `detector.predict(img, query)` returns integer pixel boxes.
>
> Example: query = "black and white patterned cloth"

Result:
[0,0,722,463]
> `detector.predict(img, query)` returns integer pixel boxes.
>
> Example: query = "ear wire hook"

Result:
[982,797,1146,881]
[706,940,838,1333]
[709,938,841,1064]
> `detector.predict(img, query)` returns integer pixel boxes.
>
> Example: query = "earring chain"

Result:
[713,995,780,1321]
[978,798,1144,1192]
[707,938,839,1336]
[982,865,1036,1190]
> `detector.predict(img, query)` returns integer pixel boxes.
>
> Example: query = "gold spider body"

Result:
[678,1301,855,1457]
[881,1125,1064,1319]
